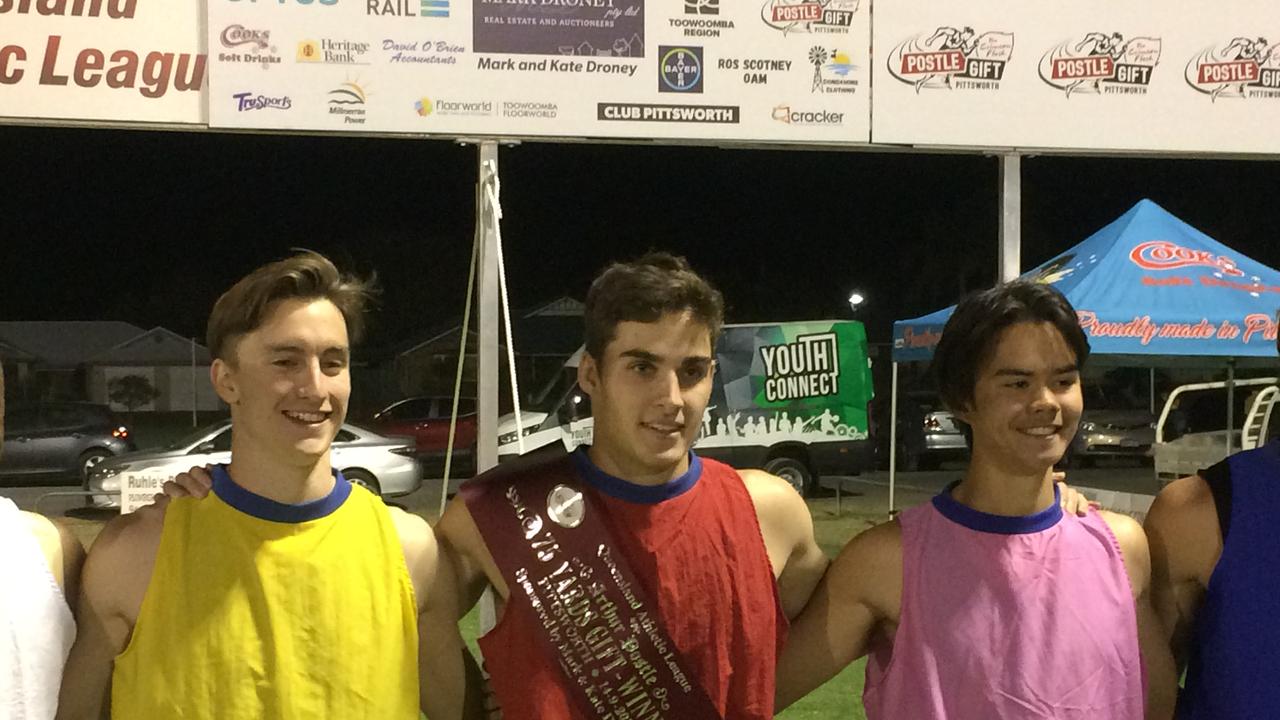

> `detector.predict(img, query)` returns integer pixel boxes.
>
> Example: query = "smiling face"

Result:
[956,321,1083,477]
[211,297,351,471]
[578,311,715,484]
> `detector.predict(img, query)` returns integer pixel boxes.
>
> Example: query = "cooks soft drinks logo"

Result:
[1129,240,1245,277]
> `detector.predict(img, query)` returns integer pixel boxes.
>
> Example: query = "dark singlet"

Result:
[1179,441,1280,718]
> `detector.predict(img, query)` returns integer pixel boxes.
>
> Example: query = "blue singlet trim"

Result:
[932,479,1063,535]
[212,464,351,523]
[570,446,702,504]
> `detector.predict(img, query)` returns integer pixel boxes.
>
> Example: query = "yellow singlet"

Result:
[111,465,419,719]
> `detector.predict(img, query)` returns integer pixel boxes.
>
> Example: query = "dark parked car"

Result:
[370,396,477,471]
[0,402,135,482]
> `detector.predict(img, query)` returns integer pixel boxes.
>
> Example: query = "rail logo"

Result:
[659,46,703,93]
[1039,33,1161,97]
[761,0,858,36]
[888,26,1014,92]
[1129,240,1245,277]
[760,332,839,402]
[809,46,857,94]
[368,0,449,18]
[1185,37,1280,101]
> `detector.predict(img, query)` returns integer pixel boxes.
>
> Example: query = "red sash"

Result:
[462,453,725,720]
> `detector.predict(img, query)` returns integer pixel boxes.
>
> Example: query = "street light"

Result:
[848,291,866,313]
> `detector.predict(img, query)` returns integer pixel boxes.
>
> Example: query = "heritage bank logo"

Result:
[887,26,1013,91]
[368,0,449,18]
[297,39,373,65]
[760,332,839,402]
[1039,32,1161,97]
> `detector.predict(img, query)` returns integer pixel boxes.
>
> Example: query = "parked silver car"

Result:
[1064,409,1156,467]
[86,420,421,507]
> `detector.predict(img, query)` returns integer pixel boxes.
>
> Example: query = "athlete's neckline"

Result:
[932,479,1063,535]
[212,464,351,523]
[570,447,702,505]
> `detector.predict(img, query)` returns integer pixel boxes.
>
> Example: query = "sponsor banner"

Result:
[205,0,869,142]
[0,0,206,124]
[872,0,1280,153]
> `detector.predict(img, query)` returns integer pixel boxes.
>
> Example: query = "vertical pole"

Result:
[1149,367,1156,416]
[889,361,899,517]
[1226,360,1236,455]
[476,142,501,475]
[476,141,501,638]
[998,154,1022,282]
[191,338,197,427]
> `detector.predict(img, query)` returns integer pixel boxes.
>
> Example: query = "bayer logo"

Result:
[659,46,704,93]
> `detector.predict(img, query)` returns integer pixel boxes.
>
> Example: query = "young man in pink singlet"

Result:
[776,281,1176,719]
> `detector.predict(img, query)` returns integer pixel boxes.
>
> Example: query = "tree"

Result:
[108,374,161,414]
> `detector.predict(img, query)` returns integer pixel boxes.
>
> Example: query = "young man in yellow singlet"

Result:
[56,252,479,720]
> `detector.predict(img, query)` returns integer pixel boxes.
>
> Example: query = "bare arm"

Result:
[436,495,508,610]
[391,508,487,720]
[57,519,87,615]
[775,520,900,712]
[1143,476,1219,672]
[738,469,829,619]
[56,509,162,720]
[1099,511,1177,720]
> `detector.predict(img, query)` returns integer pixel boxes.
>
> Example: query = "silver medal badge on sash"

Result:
[546,484,585,528]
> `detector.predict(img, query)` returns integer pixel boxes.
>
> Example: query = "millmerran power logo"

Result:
[659,46,704,93]
[761,0,858,36]
[327,81,368,125]
[888,26,1013,92]
[1039,33,1161,97]
[760,332,839,402]
[1185,37,1280,101]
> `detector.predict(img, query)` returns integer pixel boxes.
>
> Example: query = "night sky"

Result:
[3,124,1279,351]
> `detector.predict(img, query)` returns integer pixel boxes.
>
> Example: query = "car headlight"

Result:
[91,464,129,481]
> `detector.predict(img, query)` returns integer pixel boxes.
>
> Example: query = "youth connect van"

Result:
[496,320,874,495]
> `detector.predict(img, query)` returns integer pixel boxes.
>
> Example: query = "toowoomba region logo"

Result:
[1185,36,1280,101]
[888,26,1013,91]
[1039,32,1161,97]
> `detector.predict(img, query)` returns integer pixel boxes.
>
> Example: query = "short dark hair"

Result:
[584,252,725,359]
[207,251,376,362]
[932,280,1090,414]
